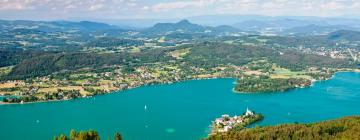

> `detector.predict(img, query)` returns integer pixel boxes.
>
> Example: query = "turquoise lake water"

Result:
[1,72,360,140]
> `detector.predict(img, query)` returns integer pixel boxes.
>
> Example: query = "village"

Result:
[0,63,239,103]
[209,108,263,135]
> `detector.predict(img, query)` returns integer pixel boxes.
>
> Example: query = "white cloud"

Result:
[89,3,104,11]
[320,1,346,10]
[142,6,149,10]
[151,0,217,12]
[0,0,30,10]
[213,0,359,17]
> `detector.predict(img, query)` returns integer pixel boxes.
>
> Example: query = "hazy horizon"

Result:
[1,0,360,21]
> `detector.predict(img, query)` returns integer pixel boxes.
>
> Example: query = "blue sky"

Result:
[0,0,359,20]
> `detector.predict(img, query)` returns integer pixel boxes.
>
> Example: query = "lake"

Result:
[1,72,360,140]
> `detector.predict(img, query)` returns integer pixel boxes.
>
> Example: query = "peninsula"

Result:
[209,108,263,135]
[206,116,360,140]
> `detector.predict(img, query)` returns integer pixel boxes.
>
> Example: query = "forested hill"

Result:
[2,48,171,80]
[141,20,241,36]
[181,42,352,71]
[327,30,360,41]
[205,116,360,140]
[0,20,118,32]
[1,42,353,80]
[143,20,206,35]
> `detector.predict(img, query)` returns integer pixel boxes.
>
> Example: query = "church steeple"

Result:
[245,107,254,116]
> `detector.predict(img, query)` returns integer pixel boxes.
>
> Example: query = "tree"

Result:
[114,132,122,140]
[69,129,77,139]
[78,131,88,140]
[58,134,68,140]
[54,130,101,140]
[87,130,100,140]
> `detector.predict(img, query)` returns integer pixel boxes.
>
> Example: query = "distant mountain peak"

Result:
[177,19,191,25]
[144,19,206,35]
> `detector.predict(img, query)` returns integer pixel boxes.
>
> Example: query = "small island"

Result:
[209,108,263,135]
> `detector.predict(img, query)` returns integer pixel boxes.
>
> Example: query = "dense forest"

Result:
[86,38,144,48]
[206,116,360,140]
[1,47,173,80]
[182,42,353,71]
[0,49,52,67]
[53,130,122,140]
[234,76,311,93]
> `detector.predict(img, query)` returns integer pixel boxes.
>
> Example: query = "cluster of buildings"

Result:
[211,108,256,134]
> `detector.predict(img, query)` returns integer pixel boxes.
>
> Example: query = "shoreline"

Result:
[1,70,359,105]
[0,76,235,105]
[0,98,71,105]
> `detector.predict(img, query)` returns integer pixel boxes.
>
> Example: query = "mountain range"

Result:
[1,18,360,40]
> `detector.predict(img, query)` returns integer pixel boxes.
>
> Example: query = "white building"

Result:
[245,107,254,116]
